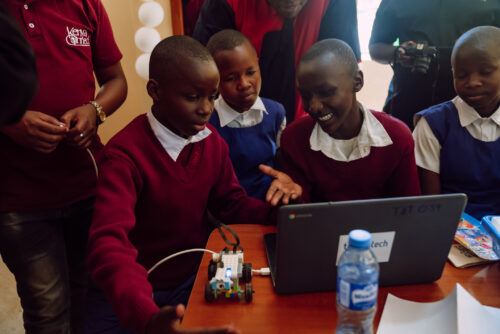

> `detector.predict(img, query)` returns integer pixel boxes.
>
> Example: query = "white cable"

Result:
[252,267,271,276]
[147,248,217,275]
[86,148,98,179]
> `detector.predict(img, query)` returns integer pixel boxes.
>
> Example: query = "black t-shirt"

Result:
[370,0,500,128]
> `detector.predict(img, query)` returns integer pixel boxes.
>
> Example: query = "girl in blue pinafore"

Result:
[413,26,500,220]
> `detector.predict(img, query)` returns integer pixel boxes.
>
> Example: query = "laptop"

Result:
[264,194,467,294]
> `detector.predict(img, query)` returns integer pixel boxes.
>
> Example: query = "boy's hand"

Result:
[146,304,240,334]
[259,164,302,206]
[0,110,68,153]
[60,104,97,149]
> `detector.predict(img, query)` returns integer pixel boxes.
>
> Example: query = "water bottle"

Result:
[336,229,379,334]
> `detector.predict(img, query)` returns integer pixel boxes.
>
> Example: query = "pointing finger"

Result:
[259,164,279,178]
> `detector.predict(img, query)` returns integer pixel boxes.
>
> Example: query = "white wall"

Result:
[358,60,392,111]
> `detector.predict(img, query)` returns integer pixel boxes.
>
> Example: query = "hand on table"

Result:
[259,164,302,206]
[60,104,97,149]
[146,304,240,334]
[0,110,68,153]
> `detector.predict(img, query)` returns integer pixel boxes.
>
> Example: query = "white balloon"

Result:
[135,53,150,80]
[134,27,160,53]
[138,2,164,28]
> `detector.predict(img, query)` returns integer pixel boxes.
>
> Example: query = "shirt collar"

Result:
[310,103,393,161]
[214,96,267,127]
[146,110,211,162]
[453,96,500,127]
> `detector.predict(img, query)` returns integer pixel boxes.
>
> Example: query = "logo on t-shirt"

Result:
[65,26,90,47]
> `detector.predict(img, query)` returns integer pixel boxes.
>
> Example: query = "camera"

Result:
[400,41,437,74]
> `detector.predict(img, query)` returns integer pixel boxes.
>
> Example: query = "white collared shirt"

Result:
[413,96,500,173]
[214,96,287,146]
[309,103,393,162]
[146,110,212,162]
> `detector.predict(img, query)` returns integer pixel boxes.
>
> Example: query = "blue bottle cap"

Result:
[348,229,371,249]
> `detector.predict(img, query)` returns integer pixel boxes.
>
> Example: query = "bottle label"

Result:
[338,279,378,310]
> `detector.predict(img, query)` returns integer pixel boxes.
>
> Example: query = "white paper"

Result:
[377,284,500,334]
[377,289,457,334]
[457,284,500,333]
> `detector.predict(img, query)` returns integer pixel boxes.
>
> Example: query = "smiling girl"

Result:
[280,39,421,203]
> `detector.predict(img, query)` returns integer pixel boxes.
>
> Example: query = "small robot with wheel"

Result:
[205,248,253,302]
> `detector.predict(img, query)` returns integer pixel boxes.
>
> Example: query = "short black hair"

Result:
[206,29,256,58]
[149,35,213,82]
[300,39,358,76]
[452,26,500,65]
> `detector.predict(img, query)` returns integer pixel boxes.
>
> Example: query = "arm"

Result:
[89,150,237,334]
[0,2,38,126]
[192,0,236,45]
[412,116,442,195]
[418,167,441,195]
[385,132,421,197]
[60,61,127,149]
[369,0,421,68]
[87,151,158,334]
[259,164,302,206]
[147,305,239,334]
[369,42,396,65]
[60,0,127,148]
[278,136,312,203]
[370,41,418,68]
[318,0,360,60]
[94,62,128,119]
[368,0,399,65]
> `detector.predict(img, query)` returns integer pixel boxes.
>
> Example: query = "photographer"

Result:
[369,0,500,130]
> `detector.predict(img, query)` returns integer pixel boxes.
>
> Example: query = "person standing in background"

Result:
[0,0,127,333]
[369,0,500,129]
[193,0,360,124]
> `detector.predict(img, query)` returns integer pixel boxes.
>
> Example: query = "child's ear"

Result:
[147,79,160,102]
[353,70,364,93]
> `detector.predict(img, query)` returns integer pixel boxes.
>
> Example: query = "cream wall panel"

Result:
[99,0,173,143]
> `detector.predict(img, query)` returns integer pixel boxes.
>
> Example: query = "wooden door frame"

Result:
[170,0,184,35]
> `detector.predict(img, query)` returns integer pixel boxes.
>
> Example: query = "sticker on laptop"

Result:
[336,231,395,264]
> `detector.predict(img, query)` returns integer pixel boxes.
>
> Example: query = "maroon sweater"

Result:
[280,111,421,203]
[87,115,273,334]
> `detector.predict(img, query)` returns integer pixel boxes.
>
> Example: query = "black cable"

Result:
[216,223,243,252]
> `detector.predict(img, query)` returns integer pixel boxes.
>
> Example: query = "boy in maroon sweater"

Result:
[280,39,421,203]
[86,36,299,334]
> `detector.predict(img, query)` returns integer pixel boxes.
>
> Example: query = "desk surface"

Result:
[182,224,500,333]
